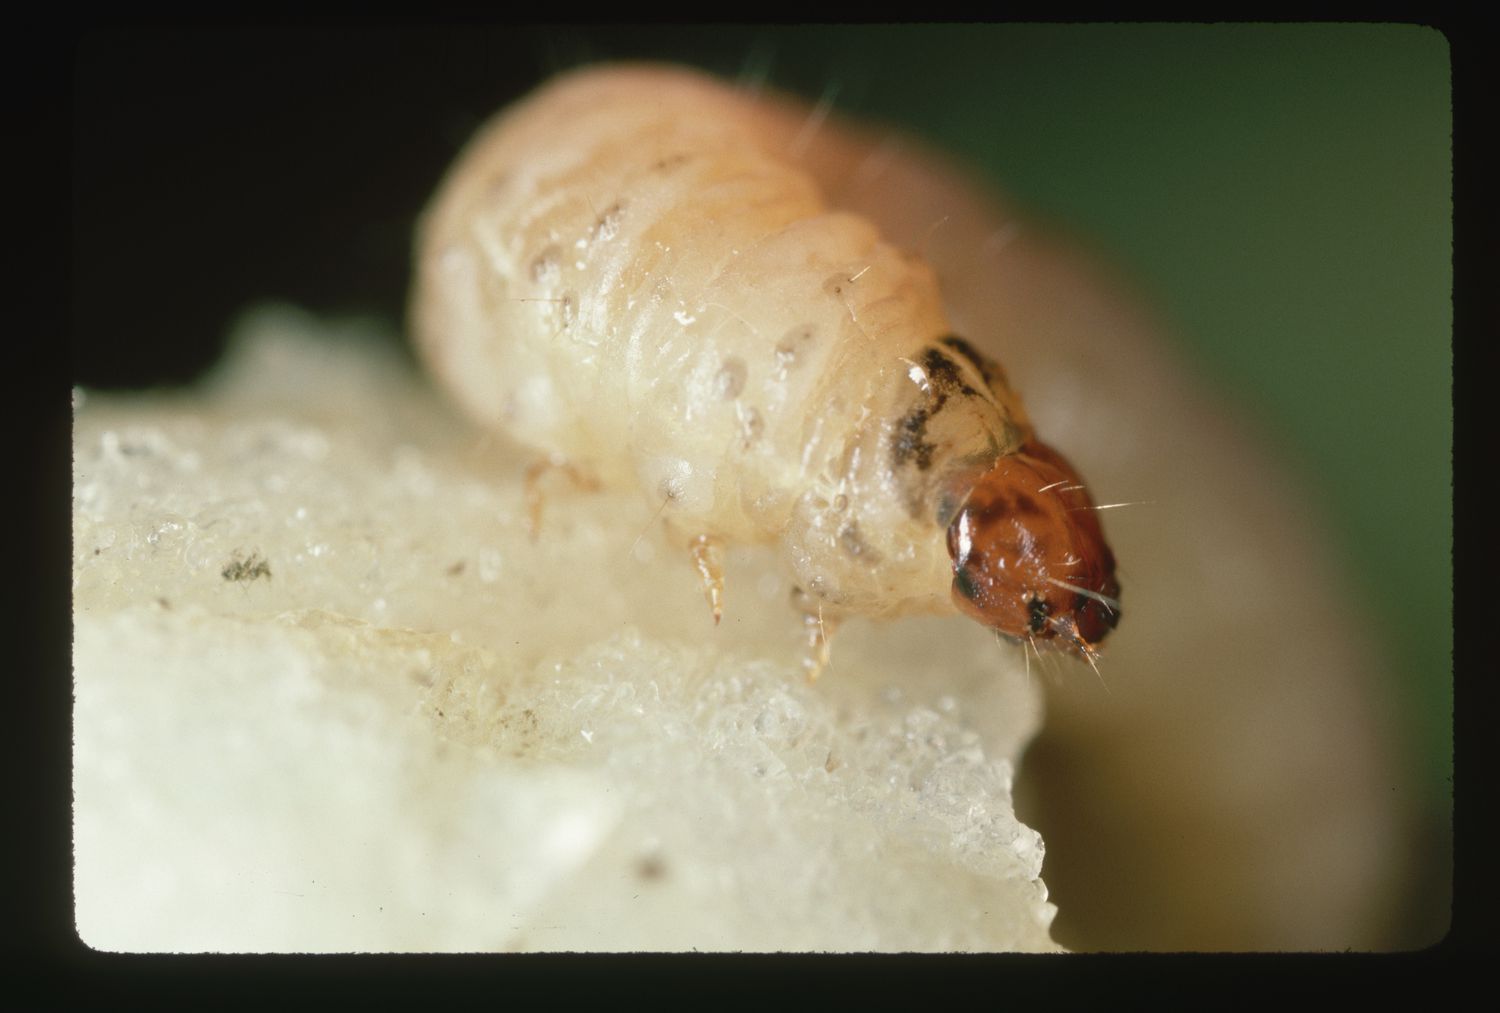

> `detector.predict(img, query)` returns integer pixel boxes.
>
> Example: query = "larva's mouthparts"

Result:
[946,440,1121,658]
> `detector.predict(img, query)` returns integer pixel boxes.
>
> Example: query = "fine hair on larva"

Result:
[412,63,1120,671]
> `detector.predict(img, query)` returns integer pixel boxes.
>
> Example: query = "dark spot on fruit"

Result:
[221,551,271,583]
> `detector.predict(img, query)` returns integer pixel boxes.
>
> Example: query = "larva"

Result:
[412,64,1119,664]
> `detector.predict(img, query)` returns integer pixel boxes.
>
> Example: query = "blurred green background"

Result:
[561,23,1452,796]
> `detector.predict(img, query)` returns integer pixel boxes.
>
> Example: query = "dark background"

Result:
[69,21,1454,927]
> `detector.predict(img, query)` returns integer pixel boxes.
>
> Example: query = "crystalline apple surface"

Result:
[72,306,1056,953]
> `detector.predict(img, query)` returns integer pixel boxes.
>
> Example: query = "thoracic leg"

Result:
[790,586,842,683]
[689,534,725,626]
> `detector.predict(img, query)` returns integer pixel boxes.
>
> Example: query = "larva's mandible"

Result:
[413,65,1119,663]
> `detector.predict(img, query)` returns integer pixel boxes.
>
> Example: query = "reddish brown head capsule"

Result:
[946,441,1120,657]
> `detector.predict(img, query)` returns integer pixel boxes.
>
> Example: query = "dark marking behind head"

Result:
[939,334,1007,390]
[919,347,979,399]
[889,345,978,473]
[893,404,938,471]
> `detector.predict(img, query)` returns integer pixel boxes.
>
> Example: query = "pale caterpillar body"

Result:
[413,65,1119,659]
